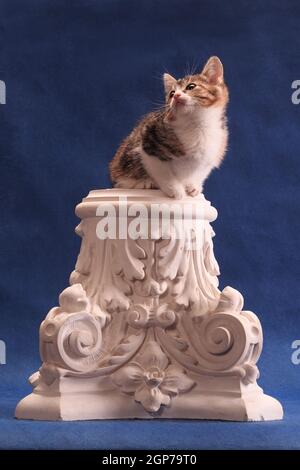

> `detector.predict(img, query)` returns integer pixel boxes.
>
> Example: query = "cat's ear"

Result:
[201,56,224,85]
[163,73,177,94]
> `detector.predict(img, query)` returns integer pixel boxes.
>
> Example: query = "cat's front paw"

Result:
[185,183,200,197]
[164,184,186,199]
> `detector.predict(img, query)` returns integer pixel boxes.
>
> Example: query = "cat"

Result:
[110,56,229,199]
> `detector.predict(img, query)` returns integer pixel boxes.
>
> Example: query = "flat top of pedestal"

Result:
[85,188,205,202]
[76,188,218,221]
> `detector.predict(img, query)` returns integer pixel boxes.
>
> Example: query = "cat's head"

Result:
[163,56,228,118]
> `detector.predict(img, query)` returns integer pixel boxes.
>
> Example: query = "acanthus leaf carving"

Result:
[112,237,146,281]
[102,332,146,369]
[40,206,263,392]
[134,239,167,297]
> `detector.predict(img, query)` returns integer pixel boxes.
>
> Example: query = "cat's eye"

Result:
[169,90,175,98]
[186,83,196,90]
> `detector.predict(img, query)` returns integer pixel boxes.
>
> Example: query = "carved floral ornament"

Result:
[112,340,194,413]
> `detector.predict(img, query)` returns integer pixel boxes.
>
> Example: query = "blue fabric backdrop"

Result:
[0,0,300,449]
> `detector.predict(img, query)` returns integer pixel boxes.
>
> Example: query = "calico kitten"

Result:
[110,56,229,199]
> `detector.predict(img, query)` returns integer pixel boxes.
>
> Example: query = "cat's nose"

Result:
[173,93,182,101]
[173,93,186,105]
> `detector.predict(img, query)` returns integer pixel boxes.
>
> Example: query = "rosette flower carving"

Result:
[40,284,109,373]
[112,341,194,413]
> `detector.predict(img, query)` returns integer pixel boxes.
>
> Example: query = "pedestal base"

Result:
[16,376,283,421]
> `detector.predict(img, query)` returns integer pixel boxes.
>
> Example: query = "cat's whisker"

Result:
[184,61,191,78]
[150,99,169,107]
[153,67,172,82]
[189,58,198,76]
[152,72,164,82]
[151,100,168,107]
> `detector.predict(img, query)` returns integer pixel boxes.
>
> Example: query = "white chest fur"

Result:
[171,106,226,181]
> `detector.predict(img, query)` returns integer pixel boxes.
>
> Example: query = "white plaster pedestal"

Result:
[16,189,283,421]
